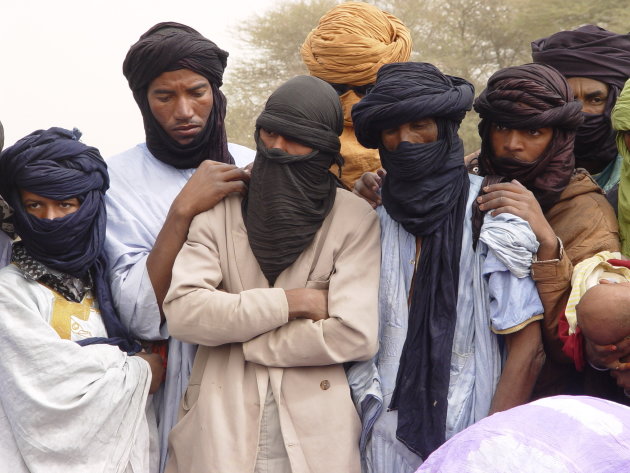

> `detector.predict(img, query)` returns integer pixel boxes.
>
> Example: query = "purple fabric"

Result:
[417,395,630,473]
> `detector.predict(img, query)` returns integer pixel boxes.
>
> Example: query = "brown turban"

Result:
[300,2,412,86]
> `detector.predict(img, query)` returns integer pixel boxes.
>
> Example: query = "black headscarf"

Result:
[123,21,233,168]
[474,63,583,212]
[353,62,474,458]
[532,25,630,170]
[242,76,343,286]
[0,128,139,353]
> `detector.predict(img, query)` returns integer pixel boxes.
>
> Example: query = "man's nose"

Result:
[173,97,194,119]
[504,130,523,151]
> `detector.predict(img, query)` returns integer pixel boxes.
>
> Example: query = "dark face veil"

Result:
[242,76,343,286]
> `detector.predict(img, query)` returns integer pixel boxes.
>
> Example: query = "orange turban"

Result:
[301,2,412,86]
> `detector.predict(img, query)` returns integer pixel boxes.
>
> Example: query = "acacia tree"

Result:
[224,0,339,147]
[226,0,630,152]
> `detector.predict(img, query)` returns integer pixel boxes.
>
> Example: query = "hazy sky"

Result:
[1,0,280,157]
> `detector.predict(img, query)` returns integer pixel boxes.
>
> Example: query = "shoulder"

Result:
[227,142,255,168]
[330,188,378,224]
[0,265,47,304]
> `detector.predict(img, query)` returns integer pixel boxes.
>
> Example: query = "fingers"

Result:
[376,168,387,179]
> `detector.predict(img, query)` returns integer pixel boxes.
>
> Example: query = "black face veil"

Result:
[242,75,343,286]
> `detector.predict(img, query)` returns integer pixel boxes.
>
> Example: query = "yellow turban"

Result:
[300,2,412,86]
[613,79,630,255]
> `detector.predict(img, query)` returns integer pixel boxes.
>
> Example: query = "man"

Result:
[104,22,253,472]
[532,25,630,206]
[474,64,621,400]
[350,62,545,472]
[163,76,380,472]
[301,1,412,189]
[0,119,12,267]
[0,127,163,472]
[613,79,630,255]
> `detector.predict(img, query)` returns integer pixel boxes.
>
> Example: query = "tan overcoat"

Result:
[163,189,380,473]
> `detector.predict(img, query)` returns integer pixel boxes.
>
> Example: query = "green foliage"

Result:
[224,0,339,147]
[225,0,630,153]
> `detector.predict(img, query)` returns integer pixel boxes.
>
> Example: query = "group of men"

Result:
[2,2,630,472]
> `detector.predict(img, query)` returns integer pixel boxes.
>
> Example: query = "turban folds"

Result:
[353,62,474,458]
[243,76,342,286]
[474,63,583,211]
[300,2,412,86]
[123,22,233,168]
[613,79,630,255]
[532,25,630,169]
[0,127,138,353]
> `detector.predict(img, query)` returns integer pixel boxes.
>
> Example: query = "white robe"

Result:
[0,264,153,473]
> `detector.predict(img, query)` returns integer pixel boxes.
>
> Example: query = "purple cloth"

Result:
[417,395,630,473]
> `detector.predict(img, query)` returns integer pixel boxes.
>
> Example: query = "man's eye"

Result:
[156,96,170,103]
[528,129,541,136]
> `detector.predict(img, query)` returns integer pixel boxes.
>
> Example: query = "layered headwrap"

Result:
[301,2,412,188]
[123,21,233,168]
[474,63,583,212]
[532,25,630,170]
[0,128,139,353]
[242,76,343,286]
[301,2,412,86]
[353,62,474,458]
[612,79,630,255]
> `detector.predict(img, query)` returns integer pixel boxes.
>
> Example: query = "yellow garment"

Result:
[613,79,630,255]
[300,2,412,86]
[331,90,381,188]
[565,251,630,334]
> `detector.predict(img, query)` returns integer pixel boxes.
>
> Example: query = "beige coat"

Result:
[163,189,380,473]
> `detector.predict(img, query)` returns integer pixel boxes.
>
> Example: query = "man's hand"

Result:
[135,352,165,394]
[285,288,329,322]
[585,337,630,371]
[353,169,385,208]
[172,160,250,218]
[476,179,558,260]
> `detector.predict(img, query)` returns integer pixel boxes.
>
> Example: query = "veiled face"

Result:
[567,77,609,115]
[380,119,438,151]
[490,124,553,163]
[623,131,630,152]
[147,69,213,145]
[259,128,313,155]
[20,189,81,220]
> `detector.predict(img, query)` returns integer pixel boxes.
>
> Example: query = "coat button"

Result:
[320,380,330,390]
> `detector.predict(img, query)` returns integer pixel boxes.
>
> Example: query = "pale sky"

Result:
[1,0,280,157]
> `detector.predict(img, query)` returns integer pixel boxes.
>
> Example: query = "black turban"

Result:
[532,25,630,169]
[353,62,474,458]
[123,22,233,168]
[242,76,343,286]
[0,127,139,353]
[474,63,583,211]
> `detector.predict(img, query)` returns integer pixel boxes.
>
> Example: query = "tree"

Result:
[224,0,339,148]
[226,0,630,153]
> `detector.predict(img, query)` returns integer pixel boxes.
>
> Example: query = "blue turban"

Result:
[0,128,139,353]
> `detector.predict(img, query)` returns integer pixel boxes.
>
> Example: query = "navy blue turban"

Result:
[123,22,233,168]
[532,25,630,170]
[0,128,139,353]
[353,62,475,458]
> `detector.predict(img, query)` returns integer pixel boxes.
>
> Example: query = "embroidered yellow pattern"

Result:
[50,292,96,340]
